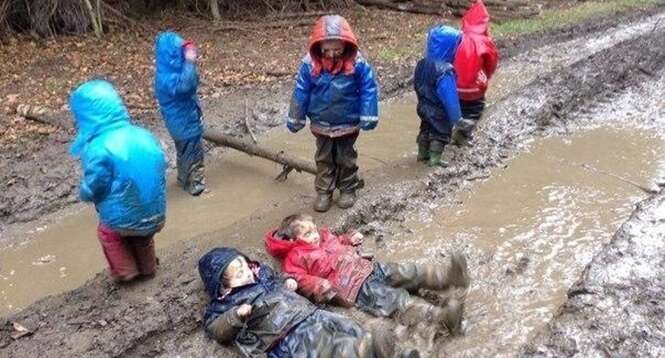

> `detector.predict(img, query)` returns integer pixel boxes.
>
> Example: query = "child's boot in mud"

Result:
[384,252,470,292]
[337,190,357,209]
[417,142,429,162]
[313,192,333,212]
[397,297,463,335]
[367,324,421,358]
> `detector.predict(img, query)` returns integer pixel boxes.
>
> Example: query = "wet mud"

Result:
[1,9,665,358]
[521,188,665,358]
[376,127,665,357]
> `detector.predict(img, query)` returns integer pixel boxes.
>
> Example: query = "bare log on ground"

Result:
[16,105,73,130]
[203,129,317,178]
[15,105,316,180]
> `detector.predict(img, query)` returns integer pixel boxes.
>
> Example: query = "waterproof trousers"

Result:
[174,135,206,195]
[314,132,361,194]
[269,310,383,358]
[457,98,486,140]
[416,120,450,153]
[97,224,157,282]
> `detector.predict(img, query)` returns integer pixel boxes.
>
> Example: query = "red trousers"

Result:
[97,224,157,282]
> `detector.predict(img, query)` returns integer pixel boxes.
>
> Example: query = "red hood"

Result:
[308,15,359,76]
[461,0,490,35]
[264,228,299,259]
[265,227,338,259]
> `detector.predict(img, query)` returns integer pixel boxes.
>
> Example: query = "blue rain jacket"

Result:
[414,25,462,135]
[287,55,379,136]
[70,80,166,235]
[154,31,203,141]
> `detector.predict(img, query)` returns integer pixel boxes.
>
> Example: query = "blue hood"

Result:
[69,80,130,156]
[425,25,461,63]
[155,31,185,72]
[198,247,244,298]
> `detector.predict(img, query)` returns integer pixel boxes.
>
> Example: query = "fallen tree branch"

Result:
[203,129,317,176]
[243,99,258,144]
[16,105,72,130]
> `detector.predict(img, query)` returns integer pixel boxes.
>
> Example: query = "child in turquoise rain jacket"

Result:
[69,80,166,282]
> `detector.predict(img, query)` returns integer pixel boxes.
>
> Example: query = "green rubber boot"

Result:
[428,151,443,167]
[417,143,429,162]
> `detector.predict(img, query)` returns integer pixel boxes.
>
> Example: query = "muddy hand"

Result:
[236,304,252,319]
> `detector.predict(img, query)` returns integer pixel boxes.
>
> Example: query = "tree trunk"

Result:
[82,0,102,37]
[209,0,221,22]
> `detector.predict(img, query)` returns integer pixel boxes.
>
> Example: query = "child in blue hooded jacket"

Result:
[288,15,379,212]
[69,80,166,282]
[414,26,462,166]
[155,31,206,196]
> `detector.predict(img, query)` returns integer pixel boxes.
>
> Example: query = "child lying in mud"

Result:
[265,214,470,334]
[198,247,419,357]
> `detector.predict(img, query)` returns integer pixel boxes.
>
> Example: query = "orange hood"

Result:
[308,15,359,76]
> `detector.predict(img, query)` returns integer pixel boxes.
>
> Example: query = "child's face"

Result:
[320,40,345,60]
[294,220,320,245]
[222,256,255,288]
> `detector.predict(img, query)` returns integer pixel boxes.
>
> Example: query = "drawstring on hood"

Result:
[69,80,130,156]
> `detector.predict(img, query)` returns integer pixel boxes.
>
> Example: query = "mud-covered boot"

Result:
[313,192,333,212]
[423,252,470,290]
[427,151,446,167]
[397,297,463,335]
[417,143,429,162]
[368,324,421,358]
[385,252,470,292]
[337,190,357,209]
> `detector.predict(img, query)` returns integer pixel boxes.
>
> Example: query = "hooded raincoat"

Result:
[198,247,375,358]
[287,15,379,137]
[265,228,374,307]
[454,0,499,101]
[154,31,203,141]
[69,80,166,235]
[414,25,462,136]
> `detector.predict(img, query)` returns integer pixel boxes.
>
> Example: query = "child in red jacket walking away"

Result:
[452,0,499,146]
[265,214,470,334]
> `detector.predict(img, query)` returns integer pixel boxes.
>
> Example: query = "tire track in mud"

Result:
[2,16,665,358]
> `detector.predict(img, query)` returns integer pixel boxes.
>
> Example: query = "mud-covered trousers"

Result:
[314,132,361,194]
[417,119,450,153]
[355,263,413,319]
[268,310,374,358]
[97,224,158,281]
[174,135,206,195]
[456,98,486,140]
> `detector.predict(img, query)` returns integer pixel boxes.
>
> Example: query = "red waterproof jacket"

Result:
[453,0,499,101]
[265,228,374,307]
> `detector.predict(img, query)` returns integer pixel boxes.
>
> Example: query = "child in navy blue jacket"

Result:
[288,15,379,212]
[414,26,462,166]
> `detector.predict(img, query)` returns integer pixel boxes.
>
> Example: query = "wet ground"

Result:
[1,7,665,358]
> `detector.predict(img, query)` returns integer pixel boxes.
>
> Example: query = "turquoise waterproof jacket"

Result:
[70,80,166,235]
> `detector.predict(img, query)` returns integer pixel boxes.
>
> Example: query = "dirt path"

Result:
[1,8,664,357]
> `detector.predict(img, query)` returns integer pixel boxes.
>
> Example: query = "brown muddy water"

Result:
[374,127,665,357]
[0,98,422,317]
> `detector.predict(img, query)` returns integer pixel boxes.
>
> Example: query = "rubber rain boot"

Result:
[313,192,333,212]
[337,190,357,209]
[417,143,429,162]
[396,297,463,334]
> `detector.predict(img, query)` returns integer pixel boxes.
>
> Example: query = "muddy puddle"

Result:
[371,127,665,357]
[0,97,424,317]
